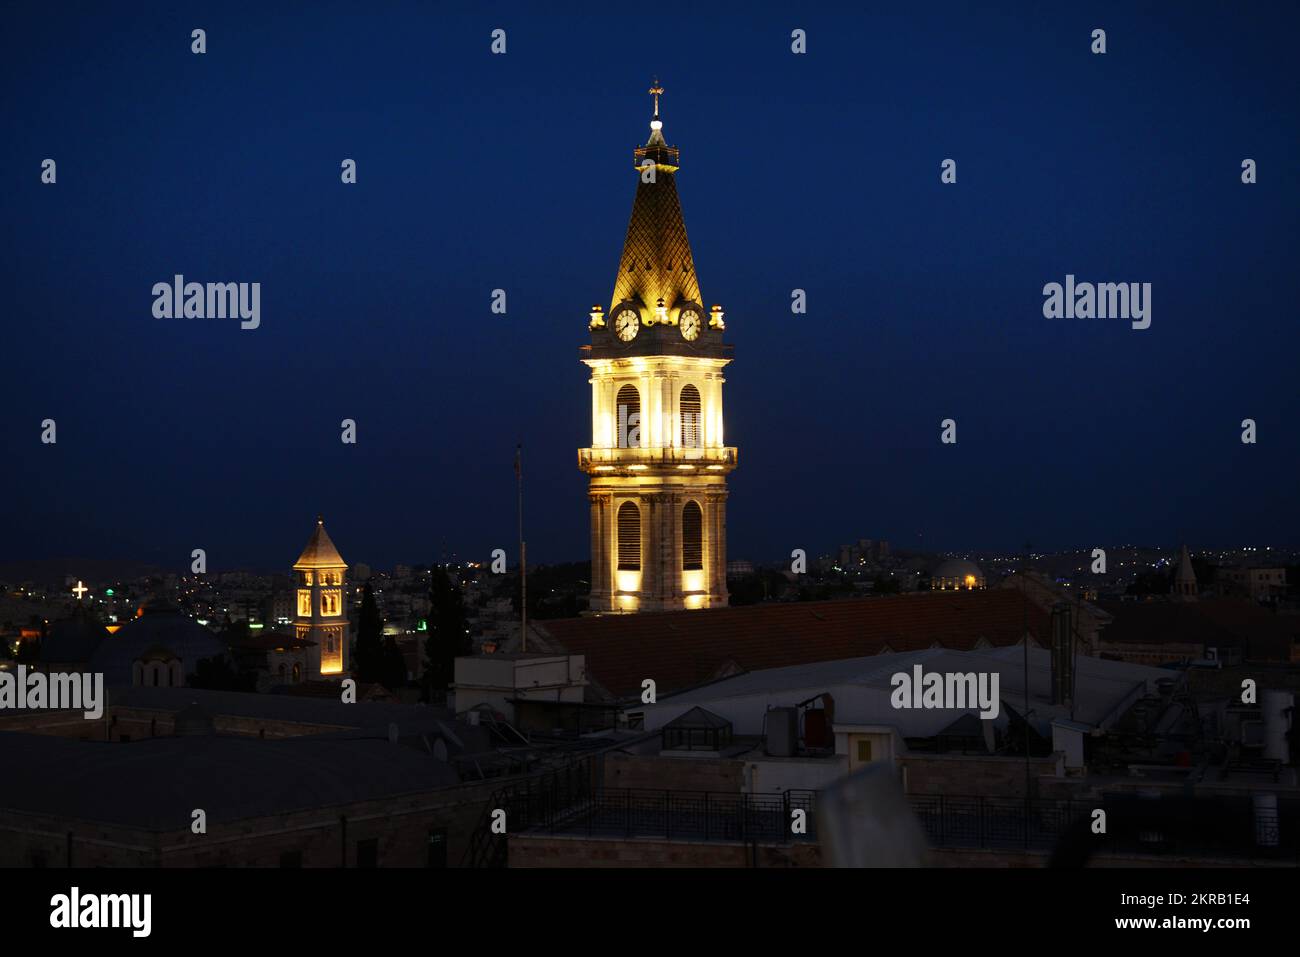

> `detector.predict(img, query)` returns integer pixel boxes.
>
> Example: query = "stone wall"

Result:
[898,753,1060,798]
[602,752,745,793]
[0,706,350,742]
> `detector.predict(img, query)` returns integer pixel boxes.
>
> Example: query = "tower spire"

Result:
[646,78,667,145]
[612,82,697,313]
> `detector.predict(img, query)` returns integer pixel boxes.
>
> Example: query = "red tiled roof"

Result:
[536,590,1050,700]
[1096,599,1297,662]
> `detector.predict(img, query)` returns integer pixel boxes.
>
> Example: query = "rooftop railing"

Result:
[579,446,737,470]
[513,786,818,844]
[910,792,1300,862]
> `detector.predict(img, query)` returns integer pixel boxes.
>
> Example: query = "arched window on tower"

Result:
[617,501,642,570]
[680,384,701,449]
[682,501,703,571]
[617,384,641,449]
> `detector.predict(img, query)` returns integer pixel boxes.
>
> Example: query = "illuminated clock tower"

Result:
[294,515,348,676]
[580,84,737,613]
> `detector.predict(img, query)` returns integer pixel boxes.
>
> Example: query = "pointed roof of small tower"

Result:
[294,515,347,569]
[1175,544,1197,585]
[610,81,702,314]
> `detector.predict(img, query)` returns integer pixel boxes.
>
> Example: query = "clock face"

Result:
[615,308,639,341]
[680,309,701,341]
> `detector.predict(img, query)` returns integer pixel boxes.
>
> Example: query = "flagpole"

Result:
[516,444,526,653]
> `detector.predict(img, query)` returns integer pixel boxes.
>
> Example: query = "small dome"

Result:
[90,609,228,686]
[933,559,985,591]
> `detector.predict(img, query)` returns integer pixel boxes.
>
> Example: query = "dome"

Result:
[932,559,985,591]
[42,613,109,663]
[89,607,228,687]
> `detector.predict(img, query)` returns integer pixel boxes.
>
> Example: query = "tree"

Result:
[727,573,766,606]
[728,569,791,606]
[380,635,407,690]
[510,562,590,620]
[423,568,470,701]
[354,582,384,683]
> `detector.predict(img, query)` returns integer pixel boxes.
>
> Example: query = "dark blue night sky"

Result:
[4,1,1298,570]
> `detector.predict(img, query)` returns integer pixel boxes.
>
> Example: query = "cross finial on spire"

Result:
[649,78,664,118]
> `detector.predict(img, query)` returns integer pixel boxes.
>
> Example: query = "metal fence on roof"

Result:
[910,792,1300,862]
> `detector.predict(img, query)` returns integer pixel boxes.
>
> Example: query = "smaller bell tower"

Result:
[293,515,349,677]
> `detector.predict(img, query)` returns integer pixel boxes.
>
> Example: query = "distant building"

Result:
[268,589,294,627]
[1096,598,1300,665]
[932,558,985,591]
[227,631,315,691]
[837,538,880,570]
[1218,565,1288,601]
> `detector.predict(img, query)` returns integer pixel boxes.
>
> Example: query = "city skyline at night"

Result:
[2,2,1299,912]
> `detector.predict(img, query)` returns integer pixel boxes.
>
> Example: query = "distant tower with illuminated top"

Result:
[293,516,348,676]
[580,84,736,613]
